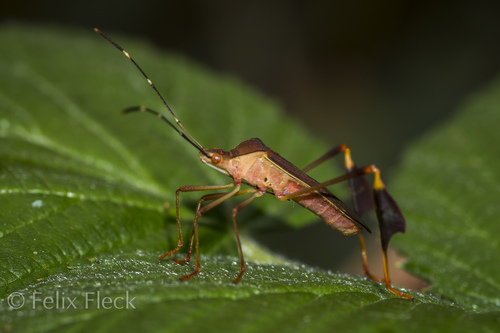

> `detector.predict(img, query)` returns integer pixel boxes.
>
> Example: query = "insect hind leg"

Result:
[302,144,412,299]
[348,163,412,299]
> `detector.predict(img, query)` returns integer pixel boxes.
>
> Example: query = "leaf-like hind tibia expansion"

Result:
[374,188,406,251]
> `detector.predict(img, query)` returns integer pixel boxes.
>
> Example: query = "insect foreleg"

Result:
[191,187,258,268]
[162,183,248,280]
[159,183,236,262]
[172,186,261,283]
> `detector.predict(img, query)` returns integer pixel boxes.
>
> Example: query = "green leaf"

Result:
[1,23,500,332]
[0,252,457,333]
[391,79,500,313]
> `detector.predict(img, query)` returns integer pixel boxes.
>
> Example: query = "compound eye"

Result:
[211,153,222,164]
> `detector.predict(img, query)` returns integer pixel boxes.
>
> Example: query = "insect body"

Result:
[95,29,413,300]
[201,138,367,235]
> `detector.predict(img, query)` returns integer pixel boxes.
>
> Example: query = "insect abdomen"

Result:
[285,182,362,235]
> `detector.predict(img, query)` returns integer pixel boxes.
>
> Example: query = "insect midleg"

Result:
[278,165,378,201]
[231,189,263,284]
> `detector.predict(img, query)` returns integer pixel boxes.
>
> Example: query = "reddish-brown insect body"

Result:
[95,28,413,300]
[200,138,365,235]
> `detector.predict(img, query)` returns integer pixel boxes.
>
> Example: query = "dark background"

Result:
[3,1,500,289]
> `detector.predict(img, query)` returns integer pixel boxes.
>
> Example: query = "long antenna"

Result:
[94,28,208,156]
